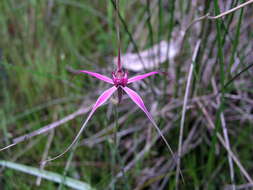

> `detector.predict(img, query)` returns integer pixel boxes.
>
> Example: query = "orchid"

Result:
[0,51,180,177]
[42,51,175,163]
[0,6,179,175]
[0,0,181,178]
[0,49,175,166]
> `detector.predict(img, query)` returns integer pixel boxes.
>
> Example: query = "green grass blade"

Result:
[0,160,94,190]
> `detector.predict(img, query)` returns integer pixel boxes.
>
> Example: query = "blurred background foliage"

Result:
[0,0,253,189]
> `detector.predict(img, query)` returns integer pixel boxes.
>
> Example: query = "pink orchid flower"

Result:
[44,52,175,163]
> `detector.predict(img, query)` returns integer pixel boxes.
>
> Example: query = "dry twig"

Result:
[176,40,201,187]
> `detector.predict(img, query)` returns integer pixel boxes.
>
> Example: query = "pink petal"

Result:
[43,86,117,163]
[127,71,159,84]
[122,87,184,179]
[79,70,114,84]
[122,87,175,157]
[90,86,117,110]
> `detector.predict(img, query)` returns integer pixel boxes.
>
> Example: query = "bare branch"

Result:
[186,0,253,32]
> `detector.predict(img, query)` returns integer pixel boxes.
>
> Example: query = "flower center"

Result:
[112,70,128,87]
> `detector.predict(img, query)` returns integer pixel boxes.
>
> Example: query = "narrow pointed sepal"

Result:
[42,86,118,163]
[127,71,159,84]
[79,70,114,84]
[122,87,175,157]
[122,86,184,179]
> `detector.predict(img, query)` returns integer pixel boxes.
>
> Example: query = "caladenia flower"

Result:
[44,53,177,164]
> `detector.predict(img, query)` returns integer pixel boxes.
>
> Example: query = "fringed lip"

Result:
[112,70,128,87]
